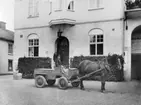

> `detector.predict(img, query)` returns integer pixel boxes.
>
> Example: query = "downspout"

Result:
[122,0,128,80]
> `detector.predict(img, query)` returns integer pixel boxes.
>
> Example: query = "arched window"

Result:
[67,0,74,11]
[28,34,39,57]
[89,29,104,55]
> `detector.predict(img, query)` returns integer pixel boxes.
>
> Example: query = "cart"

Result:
[34,65,80,89]
[34,65,103,89]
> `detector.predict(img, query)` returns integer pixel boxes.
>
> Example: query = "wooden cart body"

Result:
[34,66,79,89]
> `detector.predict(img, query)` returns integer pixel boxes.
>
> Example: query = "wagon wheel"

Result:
[71,76,80,87]
[47,80,56,86]
[35,75,46,88]
[58,77,68,89]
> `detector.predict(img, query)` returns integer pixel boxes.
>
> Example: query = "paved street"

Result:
[0,75,141,105]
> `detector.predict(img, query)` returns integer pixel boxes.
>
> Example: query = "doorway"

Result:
[131,25,141,80]
[55,36,69,67]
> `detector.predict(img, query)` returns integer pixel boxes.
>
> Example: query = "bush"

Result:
[18,57,51,78]
[70,54,124,82]
[126,0,141,10]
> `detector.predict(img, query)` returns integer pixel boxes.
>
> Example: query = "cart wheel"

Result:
[35,75,46,88]
[58,77,68,89]
[47,80,56,86]
[71,76,80,87]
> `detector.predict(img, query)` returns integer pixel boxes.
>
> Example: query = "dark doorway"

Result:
[8,60,13,71]
[55,36,69,67]
[131,54,141,80]
[131,25,141,80]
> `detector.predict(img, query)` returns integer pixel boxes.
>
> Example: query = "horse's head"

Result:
[107,54,123,71]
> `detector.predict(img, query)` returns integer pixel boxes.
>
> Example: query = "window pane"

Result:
[97,44,103,55]
[90,36,93,43]
[97,35,103,42]
[29,0,39,17]
[68,1,74,10]
[29,39,33,46]
[55,0,62,10]
[28,47,34,56]
[8,44,13,54]
[90,44,95,55]
[90,35,95,43]
[35,0,39,16]
[34,39,39,45]
[34,47,39,56]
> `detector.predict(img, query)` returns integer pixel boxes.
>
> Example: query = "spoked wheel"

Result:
[35,75,46,88]
[58,77,68,89]
[71,76,80,87]
[47,80,56,86]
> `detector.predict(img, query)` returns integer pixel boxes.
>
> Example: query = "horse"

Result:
[77,55,122,92]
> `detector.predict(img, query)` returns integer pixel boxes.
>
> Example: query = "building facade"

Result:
[0,21,14,74]
[14,0,139,81]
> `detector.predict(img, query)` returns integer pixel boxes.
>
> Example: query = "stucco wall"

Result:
[14,20,124,71]
[66,20,124,57]
[15,0,125,29]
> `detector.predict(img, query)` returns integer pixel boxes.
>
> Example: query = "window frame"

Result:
[28,34,39,57]
[89,29,104,56]
[8,43,13,55]
[54,0,63,11]
[67,0,75,12]
[8,59,13,72]
[88,0,104,10]
[28,0,39,18]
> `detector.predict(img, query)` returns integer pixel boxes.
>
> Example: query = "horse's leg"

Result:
[80,79,85,90]
[101,73,106,92]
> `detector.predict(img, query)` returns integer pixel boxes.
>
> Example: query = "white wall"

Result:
[67,20,124,57]
[14,27,57,71]
[15,0,125,29]
[0,40,13,73]
[14,19,124,71]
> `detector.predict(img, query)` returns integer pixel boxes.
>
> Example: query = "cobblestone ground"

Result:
[0,75,141,105]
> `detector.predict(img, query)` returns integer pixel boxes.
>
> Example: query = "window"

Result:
[89,0,103,9]
[89,29,104,55]
[8,60,13,71]
[8,43,13,55]
[67,0,74,11]
[55,0,62,11]
[28,34,39,57]
[49,1,52,14]
[29,0,39,17]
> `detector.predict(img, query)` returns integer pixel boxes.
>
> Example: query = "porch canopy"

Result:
[49,18,76,28]
[125,8,141,19]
